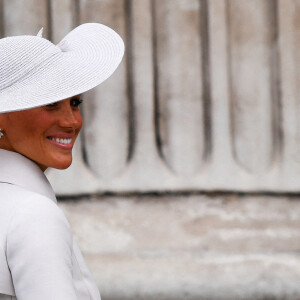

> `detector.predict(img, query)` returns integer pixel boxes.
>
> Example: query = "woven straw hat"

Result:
[0,23,124,113]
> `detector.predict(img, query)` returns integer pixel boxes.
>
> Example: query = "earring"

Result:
[0,128,3,139]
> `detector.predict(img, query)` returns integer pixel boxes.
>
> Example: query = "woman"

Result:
[0,23,124,299]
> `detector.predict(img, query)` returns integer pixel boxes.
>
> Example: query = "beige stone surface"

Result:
[45,0,300,194]
[79,0,129,180]
[59,194,300,299]
[154,0,205,177]
[51,0,77,44]
[2,0,49,37]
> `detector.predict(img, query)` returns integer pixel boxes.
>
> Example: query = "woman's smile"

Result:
[47,133,75,149]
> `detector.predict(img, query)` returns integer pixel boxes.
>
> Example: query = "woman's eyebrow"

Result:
[71,94,81,99]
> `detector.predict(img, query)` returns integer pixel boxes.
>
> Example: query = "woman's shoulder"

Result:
[0,182,71,236]
[0,182,55,211]
[0,182,73,275]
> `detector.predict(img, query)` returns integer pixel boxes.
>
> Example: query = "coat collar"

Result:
[0,149,57,203]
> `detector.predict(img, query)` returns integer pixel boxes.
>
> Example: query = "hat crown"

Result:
[0,23,124,113]
[0,36,60,91]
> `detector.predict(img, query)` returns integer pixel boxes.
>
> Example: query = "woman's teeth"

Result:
[50,137,72,145]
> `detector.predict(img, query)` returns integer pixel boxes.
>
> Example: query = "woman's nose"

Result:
[58,105,82,130]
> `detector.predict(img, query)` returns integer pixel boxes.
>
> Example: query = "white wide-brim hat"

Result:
[0,23,124,113]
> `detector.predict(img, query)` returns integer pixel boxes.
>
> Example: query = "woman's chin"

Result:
[47,155,73,170]
[55,160,73,170]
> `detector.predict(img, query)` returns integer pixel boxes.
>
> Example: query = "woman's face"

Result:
[0,95,83,171]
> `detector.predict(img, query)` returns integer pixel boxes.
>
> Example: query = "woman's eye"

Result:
[45,102,58,108]
[70,98,83,107]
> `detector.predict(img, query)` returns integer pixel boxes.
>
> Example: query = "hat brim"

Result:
[0,23,124,113]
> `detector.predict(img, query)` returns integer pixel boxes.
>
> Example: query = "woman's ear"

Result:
[0,126,8,149]
[0,114,11,150]
[0,114,5,140]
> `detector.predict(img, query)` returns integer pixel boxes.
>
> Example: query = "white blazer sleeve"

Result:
[6,194,78,300]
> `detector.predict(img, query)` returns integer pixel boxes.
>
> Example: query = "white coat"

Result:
[0,149,101,300]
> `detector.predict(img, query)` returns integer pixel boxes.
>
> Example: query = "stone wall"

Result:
[59,194,300,300]
[46,0,299,194]
[1,1,300,299]
[1,0,299,193]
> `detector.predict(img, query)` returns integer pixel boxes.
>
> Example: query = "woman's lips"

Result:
[47,135,74,150]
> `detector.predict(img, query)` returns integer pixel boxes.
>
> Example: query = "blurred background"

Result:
[1,0,300,299]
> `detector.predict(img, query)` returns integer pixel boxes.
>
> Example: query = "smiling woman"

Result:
[0,23,124,300]
[0,95,83,171]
